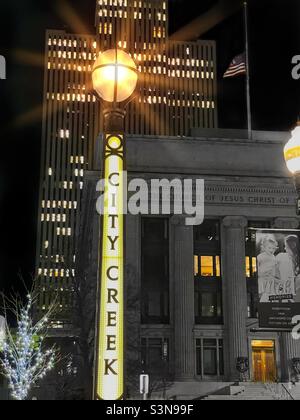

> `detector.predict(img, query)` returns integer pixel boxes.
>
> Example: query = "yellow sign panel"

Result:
[284,146,300,161]
[96,134,124,400]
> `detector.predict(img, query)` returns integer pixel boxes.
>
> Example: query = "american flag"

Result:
[223,53,247,78]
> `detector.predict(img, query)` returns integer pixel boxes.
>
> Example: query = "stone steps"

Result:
[203,383,276,400]
[205,395,275,400]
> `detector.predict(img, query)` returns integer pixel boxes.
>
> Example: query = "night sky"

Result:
[0,0,299,295]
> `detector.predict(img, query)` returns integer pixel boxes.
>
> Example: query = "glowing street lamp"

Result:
[284,121,300,214]
[92,49,138,401]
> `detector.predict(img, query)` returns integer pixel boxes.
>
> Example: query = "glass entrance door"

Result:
[252,340,277,383]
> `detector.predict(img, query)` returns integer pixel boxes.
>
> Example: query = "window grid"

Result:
[141,337,170,375]
[194,220,223,325]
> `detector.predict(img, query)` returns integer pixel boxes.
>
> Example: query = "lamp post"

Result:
[284,121,300,214]
[92,49,138,400]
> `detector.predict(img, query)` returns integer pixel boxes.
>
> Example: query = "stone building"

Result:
[76,128,300,398]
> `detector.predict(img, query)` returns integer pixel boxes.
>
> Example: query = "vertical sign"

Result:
[95,134,124,400]
[254,229,300,329]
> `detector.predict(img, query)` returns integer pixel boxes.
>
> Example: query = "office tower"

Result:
[35,0,217,321]
[95,0,217,136]
[35,31,99,322]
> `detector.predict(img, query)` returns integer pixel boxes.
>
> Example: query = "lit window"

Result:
[201,256,214,277]
[215,256,221,277]
[246,256,257,278]
[252,257,257,274]
[194,256,199,276]
[74,169,84,177]
[246,257,251,278]
[59,129,70,139]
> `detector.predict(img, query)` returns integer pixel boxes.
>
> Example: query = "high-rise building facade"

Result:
[35,31,100,321]
[95,0,217,136]
[35,0,217,320]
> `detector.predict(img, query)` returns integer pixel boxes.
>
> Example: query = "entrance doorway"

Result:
[251,340,277,383]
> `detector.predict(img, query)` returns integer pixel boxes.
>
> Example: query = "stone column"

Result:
[273,217,300,382]
[222,216,249,381]
[171,216,195,381]
[125,215,142,395]
[280,333,300,382]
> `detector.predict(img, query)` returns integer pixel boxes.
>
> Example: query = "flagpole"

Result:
[244,1,252,140]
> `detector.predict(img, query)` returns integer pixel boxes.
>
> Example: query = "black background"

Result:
[0,0,299,295]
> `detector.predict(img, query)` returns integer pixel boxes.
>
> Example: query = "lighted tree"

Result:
[0,292,59,400]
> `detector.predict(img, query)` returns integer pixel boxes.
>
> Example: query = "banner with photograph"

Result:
[254,229,300,329]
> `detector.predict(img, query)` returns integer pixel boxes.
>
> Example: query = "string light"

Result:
[0,294,58,401]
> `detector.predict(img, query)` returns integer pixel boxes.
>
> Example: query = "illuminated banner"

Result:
[253,229,300,329]
[96,134,124,400]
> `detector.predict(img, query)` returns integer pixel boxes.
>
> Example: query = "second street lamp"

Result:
[92,49,138,400]
[284,121,300,215]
